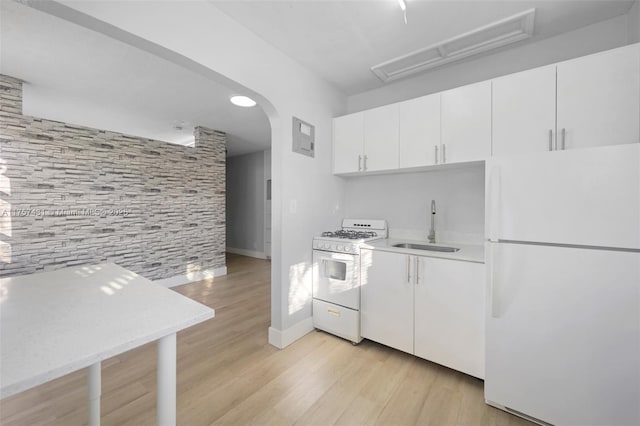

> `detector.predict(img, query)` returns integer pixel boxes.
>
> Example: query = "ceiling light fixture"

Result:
[372,8,536,82]
[397,0,407,24]
[230,95,257,107]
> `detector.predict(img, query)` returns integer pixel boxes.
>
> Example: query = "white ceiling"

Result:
[213,0,636,95]
[0,0,272,157]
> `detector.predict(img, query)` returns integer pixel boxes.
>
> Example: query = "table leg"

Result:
[88,361,101,426]
[157,333,177,426]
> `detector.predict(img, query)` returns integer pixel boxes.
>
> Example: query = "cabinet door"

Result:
[414,257,485,378]
[441,80,491,164]
[333,112,363,174]
[398,94,441,168]
[363,104,399,171]
[360,249,413,354]
[557,44,640,150]
[492,66,556,156]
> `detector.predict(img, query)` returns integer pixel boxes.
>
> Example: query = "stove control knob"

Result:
[337,244,344,251]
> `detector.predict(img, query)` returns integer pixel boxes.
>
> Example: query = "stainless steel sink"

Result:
[392,243,460,252]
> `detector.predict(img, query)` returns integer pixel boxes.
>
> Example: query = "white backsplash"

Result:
[388,228,485,245]
[344,165,485,245]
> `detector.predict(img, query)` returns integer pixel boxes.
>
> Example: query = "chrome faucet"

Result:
[428,200,436,243]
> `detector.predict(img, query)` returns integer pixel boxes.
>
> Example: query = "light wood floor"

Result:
[1,254,532,426]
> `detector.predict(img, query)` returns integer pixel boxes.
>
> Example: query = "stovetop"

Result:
[320,230,379,240]
[313,219,388,253]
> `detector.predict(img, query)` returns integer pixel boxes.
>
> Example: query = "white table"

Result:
[0,263,215,425]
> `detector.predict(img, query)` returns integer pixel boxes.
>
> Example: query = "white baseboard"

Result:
[268,317,314,349]
[154,266,227,288]
[226,247,267,259]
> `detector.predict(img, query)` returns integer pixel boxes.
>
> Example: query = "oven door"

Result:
[312,250,360,310]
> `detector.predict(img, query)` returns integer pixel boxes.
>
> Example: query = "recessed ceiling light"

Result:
[230,95,257,107]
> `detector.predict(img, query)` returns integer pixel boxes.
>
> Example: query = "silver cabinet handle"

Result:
[363,155,368,171]
[442,144,446,164]
[434,145,438,164]
[561,128,566,150]
[415,257,420,285]
[548,129,553,151]
[406,256,411,283]
[358,155,362,171]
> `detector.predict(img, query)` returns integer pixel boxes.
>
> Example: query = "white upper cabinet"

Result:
[332,106,398,174]
[557,44,640,150]
[398,94,441,168]
[333,112,364,174]
[333,43,640,175]
[441,80,492,164]
[363,104,399,172]
[492,66,557,156]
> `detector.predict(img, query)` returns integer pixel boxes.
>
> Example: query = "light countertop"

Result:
[362,238,485,263]
[0,263,214,399]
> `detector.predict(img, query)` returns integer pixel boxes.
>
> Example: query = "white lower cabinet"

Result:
[361,248,485,378]
[414,256,485,378]
[360,249,414,354]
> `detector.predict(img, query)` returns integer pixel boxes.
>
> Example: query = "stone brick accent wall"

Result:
[0,74,226,280]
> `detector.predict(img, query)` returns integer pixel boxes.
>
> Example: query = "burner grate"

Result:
[321,230,378,239]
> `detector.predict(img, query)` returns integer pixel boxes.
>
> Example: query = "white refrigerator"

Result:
[485,144,640,426]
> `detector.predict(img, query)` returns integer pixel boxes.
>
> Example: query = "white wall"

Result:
[630,1,640,43]
[344,166,485,244]
[52,0,347,344]
[348,14,632,112]
[226,151,266,258]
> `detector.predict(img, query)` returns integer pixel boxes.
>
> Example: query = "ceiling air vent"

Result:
[371,8,536,83]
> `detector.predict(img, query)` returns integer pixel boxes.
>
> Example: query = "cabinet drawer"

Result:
[312,299,361,343]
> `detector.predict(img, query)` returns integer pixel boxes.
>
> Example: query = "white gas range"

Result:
[311,219,387,344]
